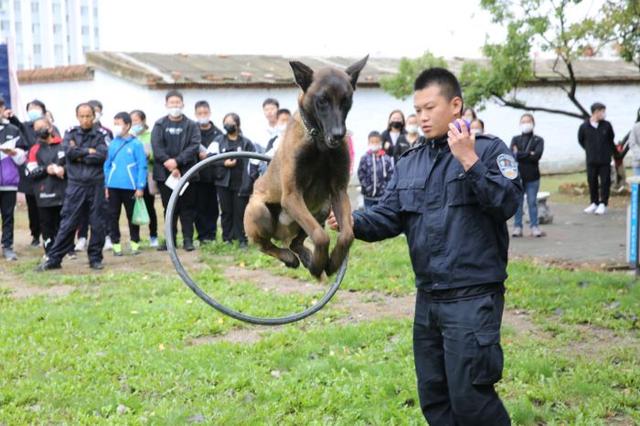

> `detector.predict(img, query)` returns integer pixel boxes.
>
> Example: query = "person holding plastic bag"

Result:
[104,112,147,256]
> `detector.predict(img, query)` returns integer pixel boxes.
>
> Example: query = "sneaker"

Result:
[112,243,123,257]
[511,227,523,238]
[595,203,606,215]
[531,226,545,237]
[130,241,140,255]
[3,247,17,261]
[75,237,87,251]
[65,250,77,260]
[149,237,159,248]
[183,240,195,252]
[89,261,104,270]
[584,203,598,214]
[35,261,61,272]
[103,236,113,251]
[30,238,40,248]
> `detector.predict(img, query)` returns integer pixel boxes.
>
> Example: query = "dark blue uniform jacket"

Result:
[353,134,523,291]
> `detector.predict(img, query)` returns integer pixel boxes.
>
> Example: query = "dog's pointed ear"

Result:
[289,61,314,92]
[345,55,369,90]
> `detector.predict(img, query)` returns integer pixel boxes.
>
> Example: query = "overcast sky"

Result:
[99,0,504,59]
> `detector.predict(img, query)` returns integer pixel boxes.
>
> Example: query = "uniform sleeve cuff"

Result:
[464,159,487,180]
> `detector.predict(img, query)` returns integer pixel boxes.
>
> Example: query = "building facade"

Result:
[0,0,99,70]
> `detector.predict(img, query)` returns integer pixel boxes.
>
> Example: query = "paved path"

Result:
[509,202,627,266]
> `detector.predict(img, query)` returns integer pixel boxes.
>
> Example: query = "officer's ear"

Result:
[450,97,463,118]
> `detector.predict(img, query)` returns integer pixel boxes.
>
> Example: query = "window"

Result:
[81,25,89,36]
[33,44,41,54]
[31,2,39,13]
[53,24,62,34]
[80,6,88,17]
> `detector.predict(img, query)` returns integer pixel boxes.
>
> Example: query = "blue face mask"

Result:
[27,109,43,121]
[131,124,144,135]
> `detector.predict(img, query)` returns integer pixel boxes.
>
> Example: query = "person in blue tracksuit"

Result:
[329,68,522,425]
[104,112,147,256]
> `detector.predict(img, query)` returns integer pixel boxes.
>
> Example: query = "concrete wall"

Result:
[18,70,640,175]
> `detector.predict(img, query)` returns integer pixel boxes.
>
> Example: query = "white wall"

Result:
[18,70,640,174]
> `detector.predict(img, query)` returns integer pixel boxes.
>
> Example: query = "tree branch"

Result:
[492,93,588,119]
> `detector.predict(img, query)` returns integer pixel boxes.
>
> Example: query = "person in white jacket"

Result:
[626,108,640,176]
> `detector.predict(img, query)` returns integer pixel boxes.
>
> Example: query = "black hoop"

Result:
[165,151,348,325]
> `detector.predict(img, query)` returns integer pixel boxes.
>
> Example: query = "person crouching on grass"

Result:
[104,112,147,256]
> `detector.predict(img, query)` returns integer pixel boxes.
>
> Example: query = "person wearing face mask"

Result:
[151,90,201,252]
[130,109,159,248]
[357,131,395,210]
[194,100,223,245]
[510,113,545,238]
[0,97,26,261]
[578,102,617,215]
[26,117,66,257]
[104,112,147,256]
[36,103,109,271]
[381,109,407,161]
[462,107,477,123]
[404,114,422,149]
[212,113,256,248]
[470,119,485,136]
[265,108,291,156]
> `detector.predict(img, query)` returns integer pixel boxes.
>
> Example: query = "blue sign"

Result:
[0,44,11,108]
[629,183,638,264]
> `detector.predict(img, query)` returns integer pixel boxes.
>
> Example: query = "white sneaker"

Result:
[595,203,606,215]
[74,237,87,251]
[149,237,159,248]
[584,203,598,214]
[103,236,113,251]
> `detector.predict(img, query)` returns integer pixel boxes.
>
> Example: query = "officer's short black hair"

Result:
[262,98,279,109]
[166,90,184,102]
[277,108,291,118]
[368,131,382,141]
[88,99,103,111]
[114,111,132,125]
[591,102,606,113]
[413,68,462,102]
[76,102,95,116]
[26,99,47,113]
[195,100,210,111]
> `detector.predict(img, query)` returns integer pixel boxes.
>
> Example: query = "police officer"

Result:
[37,103,108,271]
[329,68,521,425]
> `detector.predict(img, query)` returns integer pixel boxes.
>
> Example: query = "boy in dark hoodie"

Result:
[357,131,394,209]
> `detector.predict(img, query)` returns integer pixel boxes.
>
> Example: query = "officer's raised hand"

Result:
[447,119,479,171]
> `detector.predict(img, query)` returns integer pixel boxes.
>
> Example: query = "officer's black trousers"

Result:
[586,163,611,206]
[0,191,16,249]
[413,285,511,425]
[107,188,140,244]
[158,181,196,244]
[39,205,62,254]
[217,187,248,243]
[47,182,105,265]
[194,181,219,242]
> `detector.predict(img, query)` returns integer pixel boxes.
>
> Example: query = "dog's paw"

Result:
[283,254,300,269]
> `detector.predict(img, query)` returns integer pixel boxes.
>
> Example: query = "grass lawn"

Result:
[1,229,639,424]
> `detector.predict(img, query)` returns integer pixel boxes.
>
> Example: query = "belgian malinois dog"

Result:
[244,56,368,278]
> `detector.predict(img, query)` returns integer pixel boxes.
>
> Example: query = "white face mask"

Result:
[406,124,419,134]
[520,122,534,134]
[168,107,183,118]
[112,125,123,137]
[197,117,210,126]
[93,111,102,123]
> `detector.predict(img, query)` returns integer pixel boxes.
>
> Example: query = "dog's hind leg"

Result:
[289,229,312,269]
[244,198,300,268]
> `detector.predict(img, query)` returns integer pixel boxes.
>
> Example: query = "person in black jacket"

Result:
[194,100,223,244]
[151,90,201,251]
[510,113,545,237]
[37,103,108,271]
[329,68,519,425]
[381,109,408,161]
[578,102,617,215]
[27,117,66,256]
[212,113,255,248]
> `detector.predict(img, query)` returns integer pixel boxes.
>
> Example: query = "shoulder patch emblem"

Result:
[496,153,518,180]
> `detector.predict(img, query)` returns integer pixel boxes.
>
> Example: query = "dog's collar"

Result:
[299,109,323,140]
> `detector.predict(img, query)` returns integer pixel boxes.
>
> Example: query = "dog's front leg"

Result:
[326,189,354,276]
[281,190,329,278]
